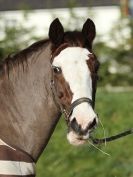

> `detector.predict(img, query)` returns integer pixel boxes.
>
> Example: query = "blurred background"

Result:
[0,0,133,177]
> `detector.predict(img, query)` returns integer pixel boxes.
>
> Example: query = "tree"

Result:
[94,17,133,86]
[0,12,37,60]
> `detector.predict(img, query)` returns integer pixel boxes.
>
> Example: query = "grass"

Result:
[36,91,133,177]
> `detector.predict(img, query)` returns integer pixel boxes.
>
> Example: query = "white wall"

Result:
[0,6,120,41]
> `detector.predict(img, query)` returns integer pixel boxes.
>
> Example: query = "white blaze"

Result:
[53,47,97,133]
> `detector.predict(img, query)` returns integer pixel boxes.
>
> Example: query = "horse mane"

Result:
[0,39,50,77]
[0,31,95,77]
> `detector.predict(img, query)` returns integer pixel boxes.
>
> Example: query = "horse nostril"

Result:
[70,117,97,135]
[88,118,97,130]
[70,118,81,133]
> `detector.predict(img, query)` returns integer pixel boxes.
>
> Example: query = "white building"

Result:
[0,1,121,43]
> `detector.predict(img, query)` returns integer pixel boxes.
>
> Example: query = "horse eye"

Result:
[53,66,62,74]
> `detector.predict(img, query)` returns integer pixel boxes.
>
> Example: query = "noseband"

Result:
[50,66,94,124]
[62,97,93,122]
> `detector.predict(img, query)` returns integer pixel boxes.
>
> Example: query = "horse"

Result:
[0,18,99,176]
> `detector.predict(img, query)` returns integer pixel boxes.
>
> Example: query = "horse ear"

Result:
[49,18,64,45]
[82,18,96,45]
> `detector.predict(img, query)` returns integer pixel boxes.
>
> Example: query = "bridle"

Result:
[50,61,133,145]
[50,65,94,124]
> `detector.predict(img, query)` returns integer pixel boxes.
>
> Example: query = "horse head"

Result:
[49,18,100,146]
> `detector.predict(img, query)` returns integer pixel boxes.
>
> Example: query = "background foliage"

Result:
[94,17,133,86]
[36,91,133,177]
[0,13,37,59]
[0,9,132,86]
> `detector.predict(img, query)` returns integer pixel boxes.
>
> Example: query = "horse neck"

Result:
[0,42,61,161]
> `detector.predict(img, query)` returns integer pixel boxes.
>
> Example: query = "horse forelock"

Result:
[51,31,85,58]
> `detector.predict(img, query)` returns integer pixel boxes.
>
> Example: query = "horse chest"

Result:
[0,139,35,177]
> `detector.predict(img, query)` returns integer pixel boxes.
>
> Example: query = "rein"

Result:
[90,128,133,145]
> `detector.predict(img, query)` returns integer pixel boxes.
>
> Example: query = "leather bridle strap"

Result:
[68,97,93,118]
